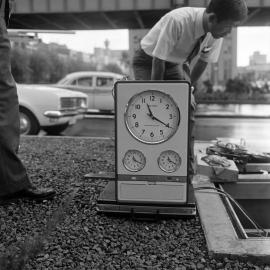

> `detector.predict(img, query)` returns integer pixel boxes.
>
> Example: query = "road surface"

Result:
[62,116,270,151]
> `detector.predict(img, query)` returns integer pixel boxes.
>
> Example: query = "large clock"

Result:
[124,90,180,144]
[115,81,190,204]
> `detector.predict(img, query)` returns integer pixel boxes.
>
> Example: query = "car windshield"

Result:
[57,77,69,84]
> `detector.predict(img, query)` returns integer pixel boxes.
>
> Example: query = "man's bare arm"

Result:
[151,57,166,80]
[191,59,208,84]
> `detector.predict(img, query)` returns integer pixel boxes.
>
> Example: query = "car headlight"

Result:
[79,98,87,109]
[60,97,87,110]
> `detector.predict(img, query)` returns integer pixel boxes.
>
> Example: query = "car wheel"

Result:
[19,107,40,135]
[43,123,69,135]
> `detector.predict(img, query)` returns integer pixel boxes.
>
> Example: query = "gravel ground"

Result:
[0,136,269,270]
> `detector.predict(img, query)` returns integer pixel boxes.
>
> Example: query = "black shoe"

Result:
[0,186,56,203]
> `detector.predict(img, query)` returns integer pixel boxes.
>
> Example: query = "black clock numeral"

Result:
[160,130,164,135]
[142,98,146,103]
[132,114,136,119]
[135,122,139,128]
[166,104,170,109]
[135,104,141,109]
[150,95,155,102]
[150,131,154,137]
[169,113,173,119]
[160,98,162,103]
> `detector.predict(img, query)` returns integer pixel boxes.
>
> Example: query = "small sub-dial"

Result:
[123,150,146,172]
[158,150,181,173]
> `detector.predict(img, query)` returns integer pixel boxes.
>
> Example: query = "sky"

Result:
[38,27,270,67]
[237,27,270,67]
[38,29,129,54]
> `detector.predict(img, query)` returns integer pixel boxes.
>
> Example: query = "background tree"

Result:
[28,50,52,83]
[103,63,123,74]
[11,47,31,83]
[225,77,250,96]
[203,79,213,94]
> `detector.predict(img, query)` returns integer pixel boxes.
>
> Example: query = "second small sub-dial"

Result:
[123,150,146,172]
[158,150,181,173]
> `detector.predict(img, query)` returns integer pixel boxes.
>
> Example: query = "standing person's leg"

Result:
[0,16,32,196]
[0,14,55,202]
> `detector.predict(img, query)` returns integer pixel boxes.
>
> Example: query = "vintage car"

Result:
[55,71,125,112]
[17,84,88,135]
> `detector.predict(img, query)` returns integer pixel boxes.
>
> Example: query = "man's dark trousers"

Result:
[132,48,196,175]
[0,2,31,197]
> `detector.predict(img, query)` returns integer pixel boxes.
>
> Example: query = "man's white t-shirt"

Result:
[141,7,223,64]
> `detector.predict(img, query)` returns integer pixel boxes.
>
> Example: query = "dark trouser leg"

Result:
[165,63,196,175]
[132,50,196,175]
[0,17,31,196]
[132,48,152,80]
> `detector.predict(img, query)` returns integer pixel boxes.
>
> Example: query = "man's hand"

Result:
[191,94,196,110]
[190,86,196,109]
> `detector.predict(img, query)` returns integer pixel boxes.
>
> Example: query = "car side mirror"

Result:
[112,76,129,98]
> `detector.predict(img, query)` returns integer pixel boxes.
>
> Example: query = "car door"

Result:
[68,76,94,110]
[94,76,115,111]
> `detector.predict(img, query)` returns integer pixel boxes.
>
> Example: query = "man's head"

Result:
[205,0,248,38]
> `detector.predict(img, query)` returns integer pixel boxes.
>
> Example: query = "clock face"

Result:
[158,150,181,173]
[124,90,180,144]
[122,149,146,172]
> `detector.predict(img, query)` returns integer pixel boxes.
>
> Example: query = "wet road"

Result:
[63,116,270,151]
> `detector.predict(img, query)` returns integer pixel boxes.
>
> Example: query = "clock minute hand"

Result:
[152,115,166,125]
[146,103,172,128]
[152,115,172,129]
[132,156,143,165]
[168,156,176,165]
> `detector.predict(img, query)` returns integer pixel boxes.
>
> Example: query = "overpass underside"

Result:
[9,0,270,30]
[10,10,170,30]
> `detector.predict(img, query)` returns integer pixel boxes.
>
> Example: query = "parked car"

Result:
[17,84,88,135]
[54,71,125,112]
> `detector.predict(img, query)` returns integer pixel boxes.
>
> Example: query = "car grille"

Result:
[60,97,87,110]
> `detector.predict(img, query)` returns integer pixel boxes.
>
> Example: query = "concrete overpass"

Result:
[9,0,270,30]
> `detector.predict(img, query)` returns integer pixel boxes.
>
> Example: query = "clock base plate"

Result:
[97,181,196,218]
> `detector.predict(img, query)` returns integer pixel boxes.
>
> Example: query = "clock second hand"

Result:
[146,103,172,129]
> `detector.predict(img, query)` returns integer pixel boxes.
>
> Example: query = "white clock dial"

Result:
[122,150,146,172]
[158,150,181,173]
[125,90,180,144]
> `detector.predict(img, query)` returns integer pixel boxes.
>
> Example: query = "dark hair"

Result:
[206,0,248,22]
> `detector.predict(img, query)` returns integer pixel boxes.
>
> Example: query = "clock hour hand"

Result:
[146,103,154,118]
